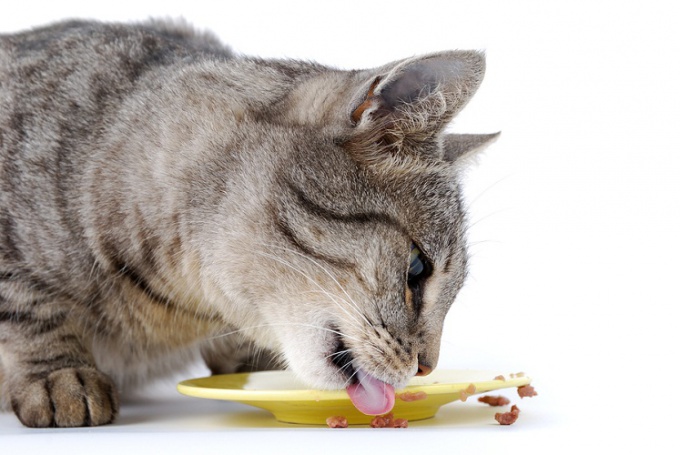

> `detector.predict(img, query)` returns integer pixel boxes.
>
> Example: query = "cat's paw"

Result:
[11,367,119,427]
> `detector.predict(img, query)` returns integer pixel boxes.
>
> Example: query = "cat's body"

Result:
[0,19,497,427]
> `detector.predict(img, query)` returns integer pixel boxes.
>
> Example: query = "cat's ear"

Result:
[349,51,485,140]
[442,132,500,164]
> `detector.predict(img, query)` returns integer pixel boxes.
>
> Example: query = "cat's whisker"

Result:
[334,356,356,374]
[466,208,508,231]
[209,321,363,344]
[466,173,515,207]
[341,368,361,388]
[325,348,352,360]
[263,244,373,327]
[254,250,365,330]
[185,230,369,331]
[254,243,373,331]
[296,290,365,324]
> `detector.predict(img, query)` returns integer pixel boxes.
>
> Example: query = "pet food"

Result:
[517,385,537,398]
[370,412,408,428]
[494,405,520,425]
[477,395,510,407]
[398,391,428,402]
[393,418,409,428]
[326,416,349,428]
[459,383,476,402]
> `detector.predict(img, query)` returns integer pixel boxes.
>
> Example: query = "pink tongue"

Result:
[346,369,395,415]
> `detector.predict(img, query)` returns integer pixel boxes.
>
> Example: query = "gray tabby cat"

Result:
[0,19,497,427]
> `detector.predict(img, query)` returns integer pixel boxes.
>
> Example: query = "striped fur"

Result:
[0,19,496,427]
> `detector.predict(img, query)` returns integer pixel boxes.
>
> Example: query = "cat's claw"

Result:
[11,367,119,427]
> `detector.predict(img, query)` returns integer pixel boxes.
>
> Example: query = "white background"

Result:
[1,0,678,453]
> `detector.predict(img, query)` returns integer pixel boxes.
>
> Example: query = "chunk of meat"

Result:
[326,416,348,428]
[477,395,511,407]
[459,383,476,402]
[370,412,392,428]
[369,412,408,428]
[398,391,428,402]
[517,385,537,398]
[393,418,409,428]
[494,405,520,425]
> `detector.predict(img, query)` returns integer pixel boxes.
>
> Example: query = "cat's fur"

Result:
[0,19,497,427]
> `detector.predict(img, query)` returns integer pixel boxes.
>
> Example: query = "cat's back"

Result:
[0,19,232,113]
[0,19,233,191]
[0,19,233,278]
[0,18,231,65]
[0,19,232,162]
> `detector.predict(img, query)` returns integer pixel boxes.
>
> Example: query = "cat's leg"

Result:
[200,334,283,375]
[0,285,118,427]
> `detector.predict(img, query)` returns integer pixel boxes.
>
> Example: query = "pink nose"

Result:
[416,363,432,377]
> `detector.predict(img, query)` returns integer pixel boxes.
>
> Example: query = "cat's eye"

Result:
[408,243,432,286]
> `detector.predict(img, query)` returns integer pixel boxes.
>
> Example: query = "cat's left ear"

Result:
[350,51,485,139]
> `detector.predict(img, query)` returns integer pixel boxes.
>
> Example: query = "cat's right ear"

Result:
[348,51,485,142]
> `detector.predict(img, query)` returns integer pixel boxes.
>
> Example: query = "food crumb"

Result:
[517,384,538,398]
[459,383,476,402]
[370,413,392,428]
[370,412,408,428]
[477,395,511,407]
[398,391,428,402]
[326,416,348,428]
[495,405,520,425]
[393,418,409,428]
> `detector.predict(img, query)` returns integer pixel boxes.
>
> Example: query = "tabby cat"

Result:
[0,19,498,427]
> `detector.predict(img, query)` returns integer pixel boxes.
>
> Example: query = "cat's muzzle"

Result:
[328,328,358,384]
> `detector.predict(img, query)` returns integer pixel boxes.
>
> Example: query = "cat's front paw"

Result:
[11,367,119,427]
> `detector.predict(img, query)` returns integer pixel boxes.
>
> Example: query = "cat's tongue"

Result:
[346,369,395,415]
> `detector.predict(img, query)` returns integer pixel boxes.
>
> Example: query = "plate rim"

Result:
[177,369,532,403]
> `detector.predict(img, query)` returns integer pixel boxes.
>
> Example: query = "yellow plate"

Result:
[177,370,531,425]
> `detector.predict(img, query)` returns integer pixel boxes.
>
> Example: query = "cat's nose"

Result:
[416,363,432,376]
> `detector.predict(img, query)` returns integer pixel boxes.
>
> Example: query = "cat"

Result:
[0,19,498,427]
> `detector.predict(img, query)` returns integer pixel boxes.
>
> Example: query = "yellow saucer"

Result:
[177,370,531,425]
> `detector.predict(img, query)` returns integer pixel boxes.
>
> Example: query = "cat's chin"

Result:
[285,344,399,415]
[283,348,357,391]
[284,361,353,391]
[280,330,408,393]
[274,334,355,390]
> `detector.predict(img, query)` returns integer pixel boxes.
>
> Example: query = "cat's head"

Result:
[206,51,497,407]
